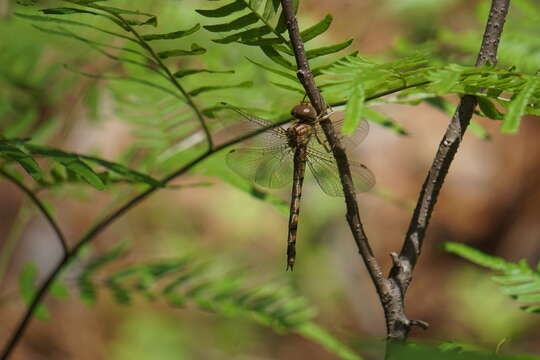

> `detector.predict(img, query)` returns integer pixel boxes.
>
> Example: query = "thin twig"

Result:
[387,0,511,341]
[0,78,431,359]
[0,169,68,254]
[279,0,391,331]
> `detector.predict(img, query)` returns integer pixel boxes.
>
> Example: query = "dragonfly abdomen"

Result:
[286,145,308,271]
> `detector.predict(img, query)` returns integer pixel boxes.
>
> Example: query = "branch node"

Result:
[410,320,429,330]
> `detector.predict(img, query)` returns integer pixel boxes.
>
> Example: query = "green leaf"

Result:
[86,4,155,17]
[212,25,273,44]
[187,81,253,96]
[88,4,158,27]
[77,243,128,305]
[270,81,304,94]
[260,45,295,70]
[342,78,365,135]
[306,39,353,60]
[31,25,155,72]
[25,144,105,190]
[19,263,49,320]
[77,155,162,187]
[239,37,283,46]
[64,65,181,100]
[196,0,247,18]
[203,13,259,33]
[50,280,70,299]
[41,7,99,16]
[262,0,281,21]
[173,69,235,78]
[0,141,43,181]
[428,68,461,95]
[477,97,504,120]
[141,24,201,41]
[245,57,297,81]
[300,14,332,42]
[157,43,206,58]
[14,12,137,43]
[501,77,539,134]
[442,242,511,272]
[468,120,491,141]
[364,107,408,135]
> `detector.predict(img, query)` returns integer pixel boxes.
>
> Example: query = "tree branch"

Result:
[279,0,392,332]
[0,169,68,254]
[387,0,511,341]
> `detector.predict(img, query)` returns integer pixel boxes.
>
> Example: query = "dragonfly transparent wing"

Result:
[314,118,369,150]
[226,145,294,189]
[306,148,375,197]
[222,103,289,147]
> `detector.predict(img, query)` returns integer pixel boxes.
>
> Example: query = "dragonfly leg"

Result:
[315,130,332,153]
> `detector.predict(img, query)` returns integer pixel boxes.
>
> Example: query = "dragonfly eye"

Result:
[291,103,317,122]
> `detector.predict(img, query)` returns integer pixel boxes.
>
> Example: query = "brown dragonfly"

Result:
[224,102,375,270]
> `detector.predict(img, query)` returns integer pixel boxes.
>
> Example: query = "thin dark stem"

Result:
[0,169,68,254]
[279,0,391,332]
[0,80,437,358]
[386,0,511,341]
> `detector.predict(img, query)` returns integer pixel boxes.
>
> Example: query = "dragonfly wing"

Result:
[313,118,369,150]
[222,103,288,147]
[306,149,375,197]
[226,146,293,189]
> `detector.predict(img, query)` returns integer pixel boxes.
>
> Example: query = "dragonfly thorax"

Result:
[286,123,313,148]
[291,103,317,123]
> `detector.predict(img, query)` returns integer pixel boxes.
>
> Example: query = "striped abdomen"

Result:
[286,144,307,270]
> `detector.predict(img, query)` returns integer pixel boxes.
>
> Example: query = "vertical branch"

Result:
[387,0,511,340]
[279,0,324,113]
[279,0,391,326]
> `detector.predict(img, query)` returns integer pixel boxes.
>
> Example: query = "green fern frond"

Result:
[322,54,540,135]
[197,0,353,82]
[443,242,540,313]
[0,139,162,190]
[65,244,361,359]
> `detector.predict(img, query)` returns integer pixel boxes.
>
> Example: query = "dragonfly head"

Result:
[291,103,317,123]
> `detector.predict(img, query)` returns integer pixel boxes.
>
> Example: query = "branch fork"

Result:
[279,0,510,342]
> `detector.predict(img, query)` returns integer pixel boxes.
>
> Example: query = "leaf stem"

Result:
[0,169,68,255]
[102,8,215,150]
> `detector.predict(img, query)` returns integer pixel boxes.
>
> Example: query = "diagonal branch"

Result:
[387,0,511,341]
[0,168,68,254]
[279,0,391,328]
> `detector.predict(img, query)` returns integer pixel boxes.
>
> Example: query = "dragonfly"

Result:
[224,102,375,270]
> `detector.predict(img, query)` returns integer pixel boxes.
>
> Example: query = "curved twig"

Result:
[0,168,68,254]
